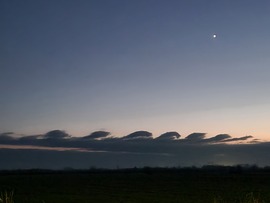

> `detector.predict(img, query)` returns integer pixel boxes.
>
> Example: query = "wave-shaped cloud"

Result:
[0,130,256,148]
[0,130,265,169]
[185,132,206,141]
[156,132,181,140]
[81,131,111,140]
[44,130,70,139]
[206,134,231,143]
[121,131,153,140]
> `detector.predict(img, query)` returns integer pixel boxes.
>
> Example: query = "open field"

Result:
[1,167,270,203]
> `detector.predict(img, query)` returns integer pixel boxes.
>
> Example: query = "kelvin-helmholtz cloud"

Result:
[0,130,268,169]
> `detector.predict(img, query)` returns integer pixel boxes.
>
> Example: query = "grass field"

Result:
[1,168,270,203]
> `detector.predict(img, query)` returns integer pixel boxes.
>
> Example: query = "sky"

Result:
[2,0,270,139]
[1,0,270,168]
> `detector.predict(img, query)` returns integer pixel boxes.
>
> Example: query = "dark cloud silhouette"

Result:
[44,130,70,139]
[156,132,181,140]
[19,135,43,141]
[0,131,256,151]
[1,141,270,169]
[122,131,153,140]
[249,139,260,144]
[222,135,253,142]
[0,130,267,169]
[81,131,110,140]
[0,132,14,136]
[185,133,206,141]
[0,132,15,141]
[206,134,231,143]
[0,149,176,169]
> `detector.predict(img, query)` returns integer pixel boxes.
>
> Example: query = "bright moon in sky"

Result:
[213,34,217,38]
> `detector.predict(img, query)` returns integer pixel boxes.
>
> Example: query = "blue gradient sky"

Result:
[1,0,270,139]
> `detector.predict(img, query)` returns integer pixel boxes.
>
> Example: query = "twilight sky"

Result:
[1,0,270,140]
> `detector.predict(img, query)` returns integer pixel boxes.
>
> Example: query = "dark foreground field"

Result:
[1,167,270,203]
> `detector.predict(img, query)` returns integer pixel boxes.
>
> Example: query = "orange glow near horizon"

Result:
[0,144,91,152]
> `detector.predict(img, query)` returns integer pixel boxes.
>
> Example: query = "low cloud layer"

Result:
[0,130,268,169]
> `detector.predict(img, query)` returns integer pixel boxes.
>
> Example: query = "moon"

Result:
[212,34,217,38]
